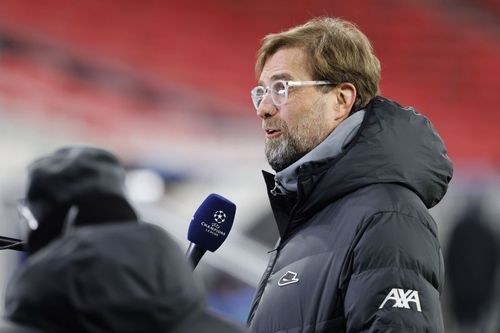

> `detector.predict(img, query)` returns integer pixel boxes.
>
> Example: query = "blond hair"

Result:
[256,17,381,111]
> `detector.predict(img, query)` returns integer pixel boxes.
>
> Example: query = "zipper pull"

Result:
[267,238,282,253]
[270,180,285,196]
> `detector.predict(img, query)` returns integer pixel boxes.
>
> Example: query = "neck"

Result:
[274,110,366,194]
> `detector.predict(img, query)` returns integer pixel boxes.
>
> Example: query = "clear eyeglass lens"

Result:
[251,86,265,109]
[251,80,290,110]
[271,81,287,105]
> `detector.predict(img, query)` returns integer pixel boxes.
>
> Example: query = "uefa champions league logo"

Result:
[213,210,226,224]
[201,210,228,236]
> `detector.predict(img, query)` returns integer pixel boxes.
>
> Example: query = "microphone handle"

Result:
[0,236,25,251]
[186,243,206,269]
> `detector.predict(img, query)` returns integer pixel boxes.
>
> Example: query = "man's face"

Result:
[256,47,339,172]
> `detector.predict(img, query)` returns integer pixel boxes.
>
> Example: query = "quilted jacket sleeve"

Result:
[342,211,445,332]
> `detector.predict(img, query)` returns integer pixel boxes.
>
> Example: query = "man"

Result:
[247,17,452,332]
[1,146,248,333]
[17,145,139,255]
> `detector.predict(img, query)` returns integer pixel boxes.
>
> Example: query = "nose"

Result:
[256,94,278,119]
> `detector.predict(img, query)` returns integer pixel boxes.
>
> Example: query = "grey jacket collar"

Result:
[273,110,365,194]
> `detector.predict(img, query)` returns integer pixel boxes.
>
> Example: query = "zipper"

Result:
[247,238,283,326]
[270,180,286,196]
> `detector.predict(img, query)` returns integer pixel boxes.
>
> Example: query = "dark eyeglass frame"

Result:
[16,200,79,236]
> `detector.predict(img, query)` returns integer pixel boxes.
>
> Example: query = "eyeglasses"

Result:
[250,80,333,111]
[16,199,80,237]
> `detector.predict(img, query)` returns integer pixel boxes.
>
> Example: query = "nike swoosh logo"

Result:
[278,271,299,287]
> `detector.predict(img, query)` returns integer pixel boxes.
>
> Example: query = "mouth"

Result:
[264,128,282,139]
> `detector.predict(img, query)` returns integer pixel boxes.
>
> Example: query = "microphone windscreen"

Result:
[187,194,236,252]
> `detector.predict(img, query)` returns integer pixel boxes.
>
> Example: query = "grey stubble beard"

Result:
[265,98,330,172]
[265,131,302,172]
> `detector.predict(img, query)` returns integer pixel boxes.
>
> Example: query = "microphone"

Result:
[186,193,236,269]
[0,236,25,251]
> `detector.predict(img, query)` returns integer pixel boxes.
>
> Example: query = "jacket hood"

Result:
[4,223,205,333]
[266,96,453,230]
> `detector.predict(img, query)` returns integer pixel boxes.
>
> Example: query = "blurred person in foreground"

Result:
[0,145,247,333]
[247,17,452,332]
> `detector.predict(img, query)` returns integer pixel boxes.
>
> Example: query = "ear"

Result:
[334,83,356,120]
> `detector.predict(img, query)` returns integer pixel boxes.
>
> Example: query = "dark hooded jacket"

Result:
[247,96,453,332]
[2,223,247,333]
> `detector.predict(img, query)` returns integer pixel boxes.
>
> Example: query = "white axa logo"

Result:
[379,288,422,312]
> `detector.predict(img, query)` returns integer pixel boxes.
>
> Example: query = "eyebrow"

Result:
[258,73,294,86]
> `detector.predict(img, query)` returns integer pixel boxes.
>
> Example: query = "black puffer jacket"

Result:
[3,223,248,333]
[247,96,453,333]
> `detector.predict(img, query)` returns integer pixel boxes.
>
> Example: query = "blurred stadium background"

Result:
[0,0,499,331]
